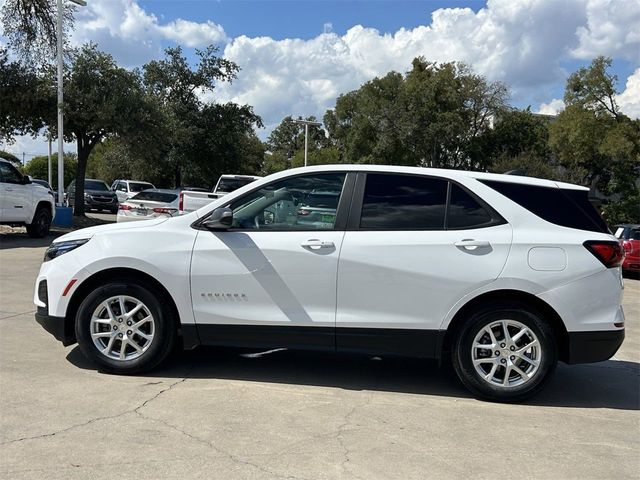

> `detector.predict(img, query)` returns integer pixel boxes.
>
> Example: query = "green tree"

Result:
[0,150,22,165]
[324,58,508,169]
[0,0,75,65]
[550,56,640,223]
[142,46,241,187]
[53,44,162,215]
[22,153,77,189]
[0,47,53,143]
[265,115,327,171]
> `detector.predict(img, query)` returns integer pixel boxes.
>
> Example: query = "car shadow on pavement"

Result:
[66,346,639,410]
[0,232,61,249]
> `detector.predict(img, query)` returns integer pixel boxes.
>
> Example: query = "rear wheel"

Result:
[26,206,52,238]
[75,281,176,374]
[452,303,557,402]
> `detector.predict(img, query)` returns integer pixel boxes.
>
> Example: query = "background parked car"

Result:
[117,189,181,222]
[110,179,155,203]
[614,224,640,275]
[0,159,55,237]
[67,179,118,214]
[31,179,57,203]
[178,174,262,214]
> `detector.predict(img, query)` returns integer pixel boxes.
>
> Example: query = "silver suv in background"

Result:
[110,179,155,204]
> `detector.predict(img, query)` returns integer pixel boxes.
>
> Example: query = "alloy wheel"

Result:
[89,295,155,361]
[471,319,541,388]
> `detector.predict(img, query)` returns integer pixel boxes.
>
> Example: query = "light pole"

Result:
[56,0,86,206]
[293,119,321,167]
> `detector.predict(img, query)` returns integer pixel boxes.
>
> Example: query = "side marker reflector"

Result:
[62,279,78,297]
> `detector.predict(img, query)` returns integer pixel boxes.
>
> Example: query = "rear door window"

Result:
[360,174,448,230]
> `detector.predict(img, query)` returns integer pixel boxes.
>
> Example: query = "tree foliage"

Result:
[551,56,640,223]
[0,0,75,65]
[323,59,508,169]
[22,153,77,189]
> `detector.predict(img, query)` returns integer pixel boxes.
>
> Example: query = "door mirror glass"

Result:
[203,207,233,230]
[22,174,32,184]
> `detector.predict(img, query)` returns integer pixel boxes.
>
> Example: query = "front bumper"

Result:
[35,311,75,346]
[566,329,625,364]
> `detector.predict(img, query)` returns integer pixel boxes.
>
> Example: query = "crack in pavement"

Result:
[0,309,35,320]
[136,410,310,480]
[0,366,193,447]
[334,395,371,480]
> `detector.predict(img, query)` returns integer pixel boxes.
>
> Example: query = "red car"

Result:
[615,224,640,274]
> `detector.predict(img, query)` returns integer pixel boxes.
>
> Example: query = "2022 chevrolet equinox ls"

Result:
[34,165,625,402]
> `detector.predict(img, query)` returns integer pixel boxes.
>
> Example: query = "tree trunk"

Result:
[73,134,101,216]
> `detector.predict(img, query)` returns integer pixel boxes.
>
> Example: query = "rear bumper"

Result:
[35,311,75,346]
[566,329,625,364]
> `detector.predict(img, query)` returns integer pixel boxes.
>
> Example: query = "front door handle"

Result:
[301,239,335,250]
[454,239,491,250]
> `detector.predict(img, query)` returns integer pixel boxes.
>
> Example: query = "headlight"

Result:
[44,239,90,262]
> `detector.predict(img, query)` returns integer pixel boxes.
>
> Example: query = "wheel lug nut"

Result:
[127,330,132,335]
[113,325,118,330]
[501,359,506,364]
[118,318,123,323]
[510,346,515,351]
[500,343,506,348]
[510,355,515,361]
[495,351,500,356]
[126,321,132,326]
[118,333,123,338]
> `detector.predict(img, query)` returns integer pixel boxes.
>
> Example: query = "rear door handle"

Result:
[454,239,491,250]
[301,239,335,250]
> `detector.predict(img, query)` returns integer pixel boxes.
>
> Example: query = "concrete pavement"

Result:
[1,231,638,479]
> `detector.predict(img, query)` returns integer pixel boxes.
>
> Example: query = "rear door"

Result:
[336,172,512,357]
[191,172,354,350]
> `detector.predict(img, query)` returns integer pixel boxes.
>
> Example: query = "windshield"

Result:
[85,180,109,191]
[132,191,177,203]
[217,177,257,193]
[129,182,154,192]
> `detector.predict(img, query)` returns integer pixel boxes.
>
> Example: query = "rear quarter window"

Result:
[480,180,609,233]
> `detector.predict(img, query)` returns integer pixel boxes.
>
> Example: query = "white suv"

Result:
[1,159,55,237]
[33,165,625,401]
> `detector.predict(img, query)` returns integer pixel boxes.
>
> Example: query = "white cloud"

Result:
[215,0,639,133]
[570,0,640,63]
[617,68,640,119]
[537,98,565,115]
[71,0,227,67]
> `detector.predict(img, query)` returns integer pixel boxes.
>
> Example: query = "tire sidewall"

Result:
[28,207,51,238]
[75,282,175,374]
[453,304,557,402]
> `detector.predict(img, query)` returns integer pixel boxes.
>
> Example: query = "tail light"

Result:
[179,192,184,212]
[584,241,625,268]
[153,207,177,215]
[622,240,633,254]
[118,204,131,211]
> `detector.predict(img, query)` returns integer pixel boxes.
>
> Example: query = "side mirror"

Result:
[203,207,233,231]
[22,175,32,184]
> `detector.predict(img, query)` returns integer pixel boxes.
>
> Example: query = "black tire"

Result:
[452,302,557,402]
[26,206,52,238]
[75,280,177,374]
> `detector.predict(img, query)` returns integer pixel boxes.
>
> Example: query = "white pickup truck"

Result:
[0,158,56,237]
[179,174,261,213]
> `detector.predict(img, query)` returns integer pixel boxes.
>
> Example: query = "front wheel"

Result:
[26,206,52,238]
[75,281,176,374]
[452,303,557,402]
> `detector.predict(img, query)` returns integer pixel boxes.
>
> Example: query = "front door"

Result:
[191,172,353,351]
[336,172,512,357]
[0,162,30,222]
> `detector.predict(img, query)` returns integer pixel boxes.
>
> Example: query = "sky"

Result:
[2,0,640,162]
